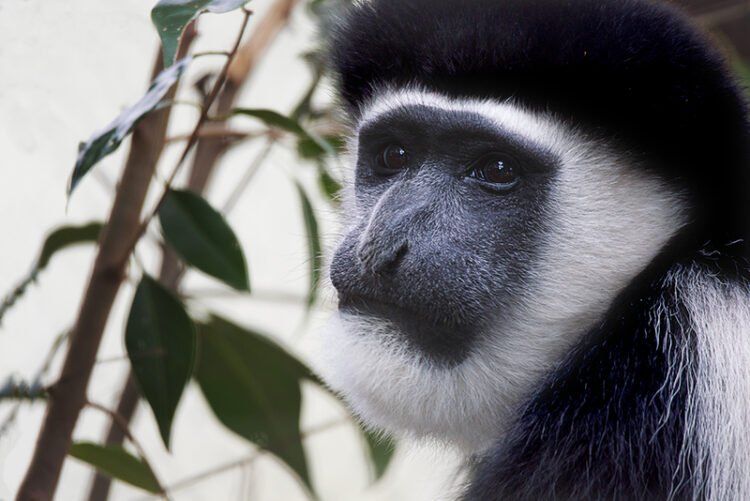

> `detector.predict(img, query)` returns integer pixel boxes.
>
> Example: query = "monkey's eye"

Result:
[375,144,408,174]
[467,155,519,191]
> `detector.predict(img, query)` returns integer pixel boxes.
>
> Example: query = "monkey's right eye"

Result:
[375,144,408,174]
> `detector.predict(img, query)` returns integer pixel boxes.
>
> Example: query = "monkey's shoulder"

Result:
[465,257,750,501]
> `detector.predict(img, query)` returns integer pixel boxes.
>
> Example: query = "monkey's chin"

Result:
[336,298,477,364]
[318,311,524,454]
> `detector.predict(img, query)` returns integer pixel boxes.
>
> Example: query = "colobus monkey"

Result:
[318,0,750,499]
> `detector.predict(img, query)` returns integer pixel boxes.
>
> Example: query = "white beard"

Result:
[318,311,567,454]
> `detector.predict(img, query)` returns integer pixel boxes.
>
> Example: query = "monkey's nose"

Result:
[356,236,408,274]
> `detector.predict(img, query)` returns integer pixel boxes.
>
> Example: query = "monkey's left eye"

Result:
[466,155,519,191]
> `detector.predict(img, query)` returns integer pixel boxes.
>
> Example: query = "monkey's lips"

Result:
[337,294,474,363]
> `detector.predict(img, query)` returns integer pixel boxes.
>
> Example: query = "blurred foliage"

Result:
[295,181,322,309]
[736,59,750,93]
[69,59,191,195]
[0,222,102,325]
[0,377,46,402]
[195,315,314,492]
[1,0,390,499]
[70,443,162,494]
[152,0,250,67]
[364,430,396,482]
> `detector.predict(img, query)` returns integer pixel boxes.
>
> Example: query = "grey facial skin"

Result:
[329,104,558,364]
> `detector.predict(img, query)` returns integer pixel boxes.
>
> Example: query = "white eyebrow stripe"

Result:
[357,87,573,161]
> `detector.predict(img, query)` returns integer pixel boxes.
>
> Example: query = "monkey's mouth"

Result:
[337,294,474,364]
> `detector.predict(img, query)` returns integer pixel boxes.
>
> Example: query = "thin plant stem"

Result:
[221,139,275,214]
[16,21,198,499]
[126,9,254,254]
[86,400,170,499]
[193,50,232,58]
[0,330,69,440]
[137,418,349,499]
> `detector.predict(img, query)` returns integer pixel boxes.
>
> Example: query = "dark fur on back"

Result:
[328,0,750,499]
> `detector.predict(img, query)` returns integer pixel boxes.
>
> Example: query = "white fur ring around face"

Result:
[319,312,534,454]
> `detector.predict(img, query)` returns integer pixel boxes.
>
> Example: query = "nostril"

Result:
[357,239,408,274]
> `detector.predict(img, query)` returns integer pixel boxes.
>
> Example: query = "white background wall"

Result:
[0,1,462,499]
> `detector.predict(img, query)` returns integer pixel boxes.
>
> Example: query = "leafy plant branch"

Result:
[127,9,253,259]
[89,0,306,498]
[16,12,205,499]
[11,1,393,500]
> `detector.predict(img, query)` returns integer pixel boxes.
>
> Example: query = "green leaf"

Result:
[291,70,322,121]
[362,430,395,482]
[152,0,249,67]
[0,222,103,325]
[159,189,249,291]
[294,182,321,309]
[307,0,325,15]
[296,135,344,161]
[38,222,104,269]
[231,108,336,157]
[317,164,342,203]
[231,108,307,135]
[296,136,325,160]
[69,442,161,494]
[194,315,314,493]
[69,59,191,195]
[126,275,196,449]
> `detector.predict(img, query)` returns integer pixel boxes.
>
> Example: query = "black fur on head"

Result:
[328,0,750,249]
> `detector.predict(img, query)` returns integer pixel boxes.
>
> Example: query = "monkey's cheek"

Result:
[317,312,421,432]
[317,313,390,403]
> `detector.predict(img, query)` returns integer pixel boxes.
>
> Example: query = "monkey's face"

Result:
[330,102,550,363]
[320,89,688,452]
